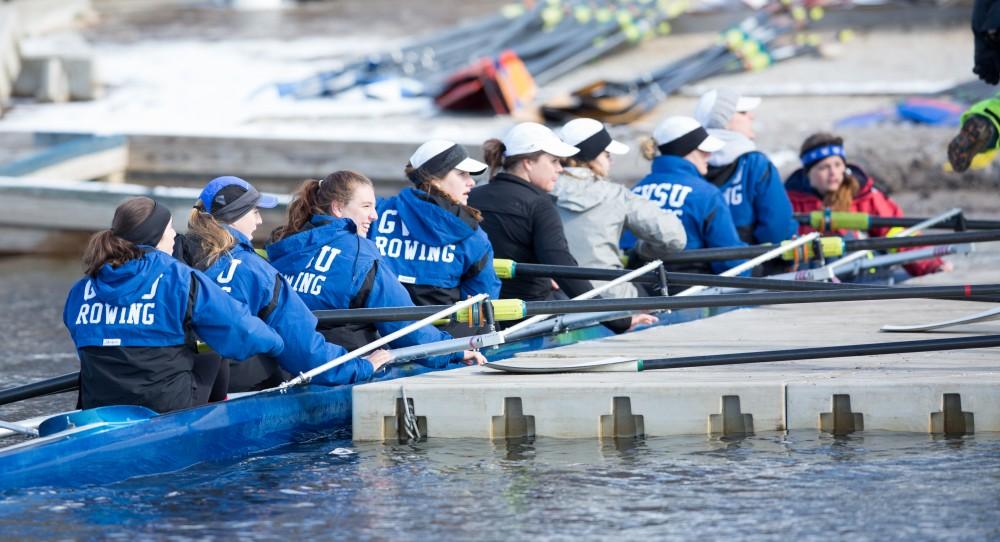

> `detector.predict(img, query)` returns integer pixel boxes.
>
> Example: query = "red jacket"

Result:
[784,164,943,277]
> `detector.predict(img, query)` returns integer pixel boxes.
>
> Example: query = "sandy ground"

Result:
[4,1,998,216]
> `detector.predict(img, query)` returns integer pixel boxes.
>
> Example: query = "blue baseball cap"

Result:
[198,176,278,223]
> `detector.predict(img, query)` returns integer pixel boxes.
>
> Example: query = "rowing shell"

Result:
[880,306,1000,332]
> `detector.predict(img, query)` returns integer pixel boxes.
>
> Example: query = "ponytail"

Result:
[187,202,236,268]
[272,171,373,242]
[482,138,506,176]
[82,197,157,277]
[640,137,658,161]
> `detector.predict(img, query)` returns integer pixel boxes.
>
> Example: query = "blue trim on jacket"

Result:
[715,151,798,244]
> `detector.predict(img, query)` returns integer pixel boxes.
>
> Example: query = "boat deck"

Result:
[352,247,1000,440]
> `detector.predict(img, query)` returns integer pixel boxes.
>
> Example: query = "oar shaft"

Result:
[659,230,1000,264]
[0,372,79,407]
[640,334,1000,371]
[314,284,1000,325]
[796,212,1000,231]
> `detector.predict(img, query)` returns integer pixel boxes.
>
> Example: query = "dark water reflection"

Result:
[1,432,998,540]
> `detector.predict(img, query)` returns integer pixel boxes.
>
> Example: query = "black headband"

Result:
[408,144,469,183]
[658,127,709,157]
[211,186,261,224]
[116,200,172,247]
[573,129,612,162]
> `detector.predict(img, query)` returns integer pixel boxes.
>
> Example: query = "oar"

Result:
[797,211,1000,232]
[486,334,1000,373]
[278,293,490,389]
[313,283,1000,325]
[0,372,78,408]
[657,229,1000,265]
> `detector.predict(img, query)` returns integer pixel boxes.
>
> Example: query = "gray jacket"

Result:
[553,167,686,298]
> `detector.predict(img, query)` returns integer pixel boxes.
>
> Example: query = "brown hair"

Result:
[801,132,859,212]
[272,170,373,241]
[482,138,545,177]
[187,201,237,268]
[82,197,154,277]
[404,164,483,222]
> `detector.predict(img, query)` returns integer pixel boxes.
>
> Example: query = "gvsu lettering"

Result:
[633,183,693,214]
[374,210,456,263]
[281,244,339,295]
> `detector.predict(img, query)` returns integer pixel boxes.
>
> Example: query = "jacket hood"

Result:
[266,214,353,262]
[785,162,874,199]
[91,248,176,304]
[706,129,756,167]
[553,167,607,213]
[394,188,477,245]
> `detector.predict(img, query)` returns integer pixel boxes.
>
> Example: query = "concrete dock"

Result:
[353,247,1000,441]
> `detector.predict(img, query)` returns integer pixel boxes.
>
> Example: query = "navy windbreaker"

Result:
[64,248,284,411]
[201,227,373,385]
[369,188,500,306]
[622,155,749,274]
[266,214,462,368]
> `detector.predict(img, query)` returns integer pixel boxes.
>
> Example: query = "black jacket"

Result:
[469,173,594,301]
[973,0,1000,84]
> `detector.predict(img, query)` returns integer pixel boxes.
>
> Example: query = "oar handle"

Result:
[797,211,1000,231]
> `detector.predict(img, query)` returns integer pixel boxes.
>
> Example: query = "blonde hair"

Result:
[561,156,608,179]
[640,137,659,161]
[187,201,237,268]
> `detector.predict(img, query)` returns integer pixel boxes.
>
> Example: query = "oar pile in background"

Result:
[541,1,833,123]
[270,0,840,119]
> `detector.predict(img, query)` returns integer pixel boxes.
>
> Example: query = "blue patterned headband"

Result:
[800,144,845,169]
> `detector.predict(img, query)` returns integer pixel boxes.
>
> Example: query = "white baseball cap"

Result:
[693,88,762,129]
[652,116,726,155]
[408,139,487,182]
[502,122,579,158]
[558,118,629,161]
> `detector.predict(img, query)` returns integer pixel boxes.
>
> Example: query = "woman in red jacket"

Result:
[784,132,948,277]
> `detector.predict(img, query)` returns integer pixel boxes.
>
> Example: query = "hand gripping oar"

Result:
[0,372,79,408]
[499,259,666,339]
[312,284,1000,325]
[277,293,490,389]
[486,334,1000,374]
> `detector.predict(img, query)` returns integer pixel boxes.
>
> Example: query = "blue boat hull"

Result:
[0,324,614,490]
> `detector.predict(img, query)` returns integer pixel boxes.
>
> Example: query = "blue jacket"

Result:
[622,155,749,274]
[201,227,373,386]
[370,188,500,306]
[64,248,284,411]
[705,144,797,245]
[266,214,462,368]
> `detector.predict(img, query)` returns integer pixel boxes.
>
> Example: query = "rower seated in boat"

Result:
[63,197,285,413]
[553,117,686,299]
[267,171,486,366]
[369,140,501,336]
[179,176,388,392]
[784,132,951,277]
[622,115,750,276]
[468,122,654,331]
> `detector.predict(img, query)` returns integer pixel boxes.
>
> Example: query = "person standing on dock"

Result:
[469,122,655,330]
[181,176,389,391]
[693,88,797,246]
[784,132,949,277]
[267,171,486,366]
[623,116,750,275]
[553,118,686,299]
[63,197,285,413]
[370,140,501,336]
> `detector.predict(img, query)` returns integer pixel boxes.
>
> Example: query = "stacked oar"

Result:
[541,3,829,123]
[273,0,691,114]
